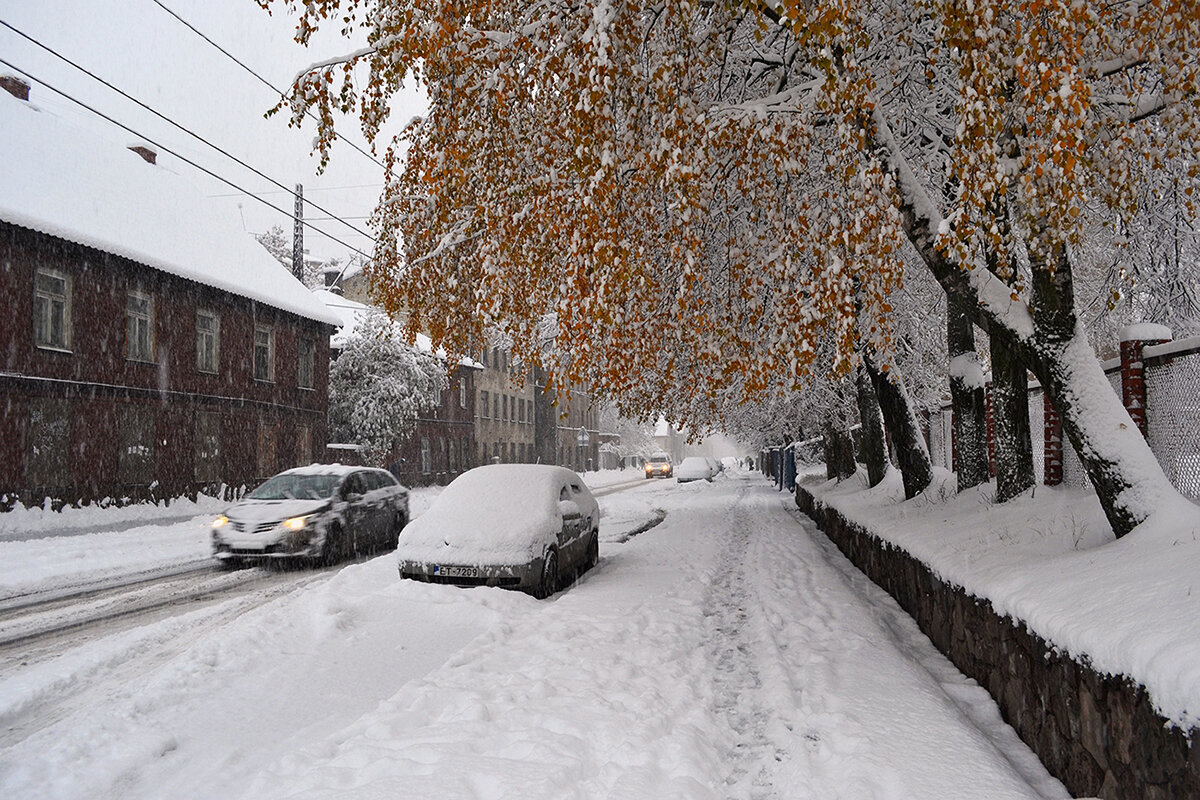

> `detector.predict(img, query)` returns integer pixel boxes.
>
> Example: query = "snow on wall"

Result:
[0,92,340,327]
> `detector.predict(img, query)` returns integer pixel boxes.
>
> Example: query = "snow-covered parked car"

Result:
[397,464,600,598]
[675,456,716,483]
[211,465,409,568]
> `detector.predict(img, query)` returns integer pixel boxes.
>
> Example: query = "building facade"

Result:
[390,367,478,487]
[0,79,337,508]
[475,347,538,465]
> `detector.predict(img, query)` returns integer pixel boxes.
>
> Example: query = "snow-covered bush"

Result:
[329,309,447,464]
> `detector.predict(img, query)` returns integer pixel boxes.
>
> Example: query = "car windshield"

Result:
[650,457,669,464]
[246,473,340,501]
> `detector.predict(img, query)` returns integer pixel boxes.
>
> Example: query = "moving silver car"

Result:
[211,464,409,568]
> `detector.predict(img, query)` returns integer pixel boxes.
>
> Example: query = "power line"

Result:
[0,18,376,246]
[209,183,383,198]
[148,0,397,178]
[0,57,375,262]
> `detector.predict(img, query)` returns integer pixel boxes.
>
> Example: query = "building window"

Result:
[459,379,467,409]
[298,338,315,389]
[502,394,508,421]
[34,269,71,351]
[421,437,431,474]
[254,325,274,382]
[480,349,488,368]
[118,405,156,485]
[480,390,490,418]
[449,439,457,472]
[126,291,155,362]
[493,394,499,419]
[518,399,525,423]
[194,411,222,483]
[297,423,312,466]
[28,398,70,487]
[196,311,219,373]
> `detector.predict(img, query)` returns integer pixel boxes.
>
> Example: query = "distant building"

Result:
[476,346,538,465]
[653,419,687,463]
[322,264,610,473]
[0,78,339,507]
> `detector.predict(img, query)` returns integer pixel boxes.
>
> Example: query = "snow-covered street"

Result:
[0,470,1067,799]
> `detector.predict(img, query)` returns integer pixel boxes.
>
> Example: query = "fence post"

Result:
[949,405,958,473]
[985,377,996,477]
[1043,393,1062,486]
[1120,324,1173,440]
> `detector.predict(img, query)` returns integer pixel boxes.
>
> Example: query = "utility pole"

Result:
[291,183,304,283]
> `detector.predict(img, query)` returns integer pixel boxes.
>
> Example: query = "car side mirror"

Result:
[558,499,580,518]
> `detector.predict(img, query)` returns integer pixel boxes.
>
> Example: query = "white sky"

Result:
[0,0,426,262]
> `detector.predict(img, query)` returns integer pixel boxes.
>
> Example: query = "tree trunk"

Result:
[947,304,989,491]
[863,354,933,499]
[989,332,1035,501]
[823,422,856,481]
[856,364,889,487]
[869,109,1180,535]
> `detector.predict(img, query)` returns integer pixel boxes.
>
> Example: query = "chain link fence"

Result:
[924,356,1200,499]
[1145,344,1200,500]
[928,408,953,471]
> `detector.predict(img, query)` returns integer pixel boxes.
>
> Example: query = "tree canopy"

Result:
[265,0,1200,534]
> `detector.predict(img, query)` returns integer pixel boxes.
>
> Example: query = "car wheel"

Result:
[217,556,243,571]
[320,523,345,567]
[534,548,558,599]
[586,531,599,570]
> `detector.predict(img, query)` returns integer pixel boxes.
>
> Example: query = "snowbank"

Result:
[806,468,1200,729]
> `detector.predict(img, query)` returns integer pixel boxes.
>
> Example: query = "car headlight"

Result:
[282,515,310,531]
[212,514,229,529]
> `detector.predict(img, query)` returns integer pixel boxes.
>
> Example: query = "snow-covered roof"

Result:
[312,288,482,369]
[0,91,340,328]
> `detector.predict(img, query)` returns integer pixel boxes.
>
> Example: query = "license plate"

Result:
[435,565,479,578]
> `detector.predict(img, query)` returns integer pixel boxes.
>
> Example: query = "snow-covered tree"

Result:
[598,406,658,462]
[266,0,1200,535]
[255,224,336,289]
[328,309,447,464]
[255,224,293,268]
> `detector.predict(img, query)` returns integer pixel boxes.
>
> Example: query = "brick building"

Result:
[0,79,339,507]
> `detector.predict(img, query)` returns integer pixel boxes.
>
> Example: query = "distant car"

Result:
[675,456,716,483]
[211,465,409,568]
[644,454,673,479]
[397,464,600,598]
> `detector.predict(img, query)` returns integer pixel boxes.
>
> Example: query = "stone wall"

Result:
[796,486,1198,799]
